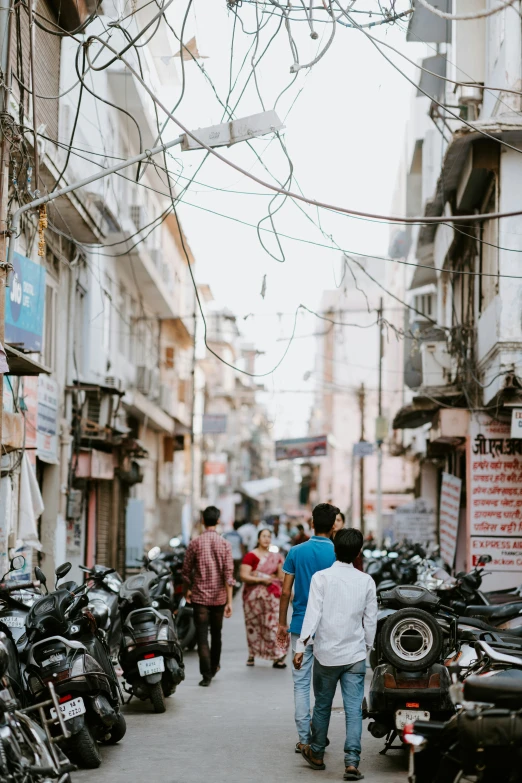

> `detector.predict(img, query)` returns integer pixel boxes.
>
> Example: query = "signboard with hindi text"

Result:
[468,413,522,585]
[439,472,462,569]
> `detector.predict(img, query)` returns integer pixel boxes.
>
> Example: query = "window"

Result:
[480,186,499,313]
[165,346,174,370]
[43,283,56,369]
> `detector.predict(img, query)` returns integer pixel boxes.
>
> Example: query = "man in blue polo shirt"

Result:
[277,503,338,752]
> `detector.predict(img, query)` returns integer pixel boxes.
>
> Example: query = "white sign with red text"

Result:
[439,472,462,569]
[469,413,522,576]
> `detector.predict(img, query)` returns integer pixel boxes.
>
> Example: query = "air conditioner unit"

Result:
[136,366,152,395]
[81,391,113,440]
[130,204,148,231]
[420,341,456,388]
[105,375,122,392]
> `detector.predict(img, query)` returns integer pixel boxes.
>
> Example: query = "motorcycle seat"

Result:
[465,603,522,622]
[464,670,522,709]
[119,572,158,606]
[458,617,522,637]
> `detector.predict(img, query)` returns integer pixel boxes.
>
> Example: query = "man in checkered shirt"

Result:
[182,506,235,687]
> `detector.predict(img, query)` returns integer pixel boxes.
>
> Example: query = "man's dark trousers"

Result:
[192,603,226,679]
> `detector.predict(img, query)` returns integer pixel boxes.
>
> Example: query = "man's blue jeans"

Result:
[310,657,366,768]
[291,633,314,744]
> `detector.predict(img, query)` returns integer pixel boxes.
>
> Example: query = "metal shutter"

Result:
[10,0,60,143]
[96,481,112,566]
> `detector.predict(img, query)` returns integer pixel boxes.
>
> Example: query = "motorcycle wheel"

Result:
[177,614,197,651]
[150,683,166,714]
[67,724,101,769]
[381,608,443,672]
[99,712,127,745]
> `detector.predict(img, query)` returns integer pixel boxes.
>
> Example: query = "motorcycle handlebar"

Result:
[0,580,39,593]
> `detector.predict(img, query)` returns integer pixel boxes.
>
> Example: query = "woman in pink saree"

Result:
[240,528,289,668]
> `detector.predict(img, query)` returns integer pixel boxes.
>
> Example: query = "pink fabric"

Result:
[242,551,289,660]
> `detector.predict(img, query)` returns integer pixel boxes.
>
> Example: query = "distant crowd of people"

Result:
[182,504,376,782]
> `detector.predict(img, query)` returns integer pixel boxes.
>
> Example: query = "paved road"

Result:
[76,597,407,783]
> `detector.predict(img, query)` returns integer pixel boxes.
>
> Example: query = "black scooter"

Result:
[119,571,185,713]
[25,562,126,769]
[366,585,455,753]
[80,564,123,660]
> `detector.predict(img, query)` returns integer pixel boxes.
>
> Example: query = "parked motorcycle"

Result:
[144,540,196,651]
[405,641,522,783]
[119,570,185,713]
[80,563,123,659]
[25,562,126,769]
[0,630,76,782]
[366,584,455,752]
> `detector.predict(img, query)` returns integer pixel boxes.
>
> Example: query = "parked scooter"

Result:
[144,541,196,651]
[119,570,185,713]
[0,632,76,783]
[405,641,522,783]
[366,584,455,752]
[25,562,126,769]
[80,564,123,659]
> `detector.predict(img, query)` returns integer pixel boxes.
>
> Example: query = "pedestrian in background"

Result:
[182,506,235,687]
[332,512,363,571]
[292,523,310,546]
[240,528,289,668]
[277,503,338,753]
[223,520,244,590]
[294,528,377,781]
[238,516,260,552]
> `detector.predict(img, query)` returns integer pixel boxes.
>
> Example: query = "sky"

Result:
[164,0,427,438]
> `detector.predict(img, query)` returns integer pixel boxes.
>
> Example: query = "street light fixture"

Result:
[6,110,284,268]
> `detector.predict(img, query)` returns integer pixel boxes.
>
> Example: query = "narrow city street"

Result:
[76,599,406,783]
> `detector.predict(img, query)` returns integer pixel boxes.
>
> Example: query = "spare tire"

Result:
[380,607,443,671]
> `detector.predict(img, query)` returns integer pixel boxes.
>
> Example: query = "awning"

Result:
[241,477,282,499]
[5,345,51,376]
[393,400,440,430]
[418,113,522,249]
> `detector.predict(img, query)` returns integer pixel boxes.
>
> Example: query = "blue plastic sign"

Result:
[5,253,46,351]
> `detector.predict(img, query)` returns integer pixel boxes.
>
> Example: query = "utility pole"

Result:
[376,298,384,539]
[188,299,197,543]
[357,383,365,536]
[0,0,13,451]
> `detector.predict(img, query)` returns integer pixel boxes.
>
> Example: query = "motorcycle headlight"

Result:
[157,625,169,641]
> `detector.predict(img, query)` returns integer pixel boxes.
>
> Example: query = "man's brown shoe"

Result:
[300,745,326,770]
[344,766,364,780]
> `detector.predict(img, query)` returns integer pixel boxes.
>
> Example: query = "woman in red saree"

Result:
[240,528,289,668]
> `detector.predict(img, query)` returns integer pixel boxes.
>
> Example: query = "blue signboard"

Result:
[5,252,46,352]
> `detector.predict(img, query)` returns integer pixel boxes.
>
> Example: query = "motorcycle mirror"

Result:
[478,555,492,565]
[148,547,161,561]
[169,537,181,548]
[10,555,25,573]
[55,562,72,587]
[55,562,72,580]
[34,566,48,594]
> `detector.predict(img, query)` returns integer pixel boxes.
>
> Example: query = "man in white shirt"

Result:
[293,528,377,781]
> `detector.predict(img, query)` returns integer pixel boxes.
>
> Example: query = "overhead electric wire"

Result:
[81,36,522,226]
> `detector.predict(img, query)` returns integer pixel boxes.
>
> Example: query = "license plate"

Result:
[51,697,86,722]
[395,709,430,730]
[1,616,24,628]
[138,656,165,676]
